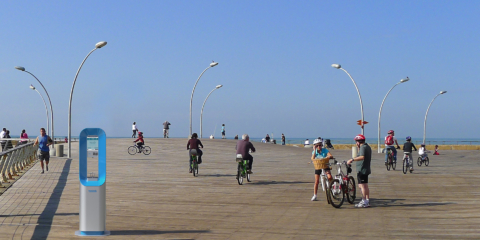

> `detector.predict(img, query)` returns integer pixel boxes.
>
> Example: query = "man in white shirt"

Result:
[0,128,6,151]
[132,122,138,138]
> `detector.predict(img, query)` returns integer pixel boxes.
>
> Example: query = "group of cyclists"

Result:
[384,130,429,172]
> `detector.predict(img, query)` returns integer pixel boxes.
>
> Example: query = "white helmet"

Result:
[313,139,323,145]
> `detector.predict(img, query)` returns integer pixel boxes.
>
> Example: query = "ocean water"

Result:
[249,137,480,145]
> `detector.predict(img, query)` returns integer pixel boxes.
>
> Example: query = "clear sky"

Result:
[1,0,478,140]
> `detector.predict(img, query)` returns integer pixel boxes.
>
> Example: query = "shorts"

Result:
[38,150,50,162]
[357,172,369,184]
[315,168,330,175]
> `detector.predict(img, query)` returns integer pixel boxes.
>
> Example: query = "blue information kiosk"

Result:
[75,128,110,236]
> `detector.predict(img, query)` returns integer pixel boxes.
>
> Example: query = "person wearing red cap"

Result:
[347,134,372,208]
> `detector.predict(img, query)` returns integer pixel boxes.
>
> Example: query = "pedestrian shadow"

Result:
[110,229,210,235]
[201,174,236,177]
[251,180,309,185]
[368,198,455,208]
[0,212,78,217]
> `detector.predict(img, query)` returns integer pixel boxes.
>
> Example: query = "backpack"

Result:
[385,136,394,145]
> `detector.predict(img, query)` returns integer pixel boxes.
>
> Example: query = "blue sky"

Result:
[1,0,478,140]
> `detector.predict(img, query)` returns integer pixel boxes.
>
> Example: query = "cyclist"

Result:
[418,143,429,159]
[384,130,400,166]
[347,134,372,208]
[187,133,204,173]
[310,138,333,201]
[403,136,417,172]
[236,134,256,174]
[133,132,144,152]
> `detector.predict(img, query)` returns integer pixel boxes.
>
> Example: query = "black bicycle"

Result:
[128,144,151,155]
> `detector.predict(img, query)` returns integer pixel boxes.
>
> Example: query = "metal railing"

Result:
[0,142,37,187]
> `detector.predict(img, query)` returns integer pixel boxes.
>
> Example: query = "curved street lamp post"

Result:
[331,64,365,135]
[377,77,410,153]
[68,41,107,158]
[423,91,447,144]
[189,61,218,137]
[200,85,223,138]
[29,85,50,135]
[15,66,55,154]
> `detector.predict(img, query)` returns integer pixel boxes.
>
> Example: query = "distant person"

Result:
[347,134,372,208]
[133,132,145,152]
[19,129,29,145]
[234,135,238,140]
[304,139,310,147]
[310,138,333,201]
[210,135,214,139]
[265,134,270,143]
[221,124,226,139]
[0,128,6,150]
[434,145,440,155]
[187,133,204,173]
[34,128,53,174]
[5,130,12,149]
[384,130,400,166]
[163,120,171,138]
[236,134,256,174]
[403,136,417,172]
[65,137,68,143]
[132,122,138,138]
[281,133,286,145]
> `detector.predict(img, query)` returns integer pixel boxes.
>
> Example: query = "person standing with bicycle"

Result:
[310,138,333,201]
[384,130,400,166]
[187,133,203,173]
[236,134,256,174]
[347,134,372,208]
[403,136,417,172]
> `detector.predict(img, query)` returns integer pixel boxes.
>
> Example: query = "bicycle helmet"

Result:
[313,139,323,145]
[138,132,143,135]
[387,130,394,134]
[406,136,411,141]
[354,134,366,141]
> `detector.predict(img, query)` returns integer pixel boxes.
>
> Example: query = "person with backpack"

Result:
[384,130,400,166]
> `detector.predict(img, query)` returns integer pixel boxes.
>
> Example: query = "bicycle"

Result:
[236,154,251,185]
[402,152,413,174]
[417,154,429,167]
[330,160,356,208]
[312,157,334,205]
[190,149,199,177]
[385,148,396,171]
[128,144,151,155]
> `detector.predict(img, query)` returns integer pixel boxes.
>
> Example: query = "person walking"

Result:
[281,133,286,145]
[163,120,171,138]
[34,128,53,174]
[132,122,138,138]
[5,130,12,150]
[0,128,6,151]
[221,124,226,139]
[347,134,372,208]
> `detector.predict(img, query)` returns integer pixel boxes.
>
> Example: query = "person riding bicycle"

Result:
[384,130,400,166]
[347,134,372,208]
[235,134,256,174]
[310,138,333,201]
[403,136,417,172]
[418,143,429,159]
[187,133,204,173]
[133,132,145,152]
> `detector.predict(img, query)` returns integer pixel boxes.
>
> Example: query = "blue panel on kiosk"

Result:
[79,128,106,187]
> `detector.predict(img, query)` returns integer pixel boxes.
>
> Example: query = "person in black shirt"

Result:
[403,136,417,172]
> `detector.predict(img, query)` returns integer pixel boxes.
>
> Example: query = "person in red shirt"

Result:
[187,133,203,173]
[133,132,145,152]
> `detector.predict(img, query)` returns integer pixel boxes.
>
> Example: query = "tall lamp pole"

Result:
[189,61,218,137]
[15,66,55,154]
[200,85,223,138]
[331,64,365,135]
[29,85,50,135]
[377,77,410,153]
[68,41,107,158]
[423,91,447,144]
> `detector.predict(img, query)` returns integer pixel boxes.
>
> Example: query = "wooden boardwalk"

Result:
[0,138,478,239]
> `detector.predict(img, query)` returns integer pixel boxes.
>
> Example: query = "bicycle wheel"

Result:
[392,159,396,170]
[346,176,356,204]
[328,179,344,208]
[247,172,251,182]
[402,159,407,174]
[128,146,137,155]
[143,146,151,155]
[417,157,422,167]
[237,165,243,185]
[386,158,391,171]
[425,157,429,166]
[195,163,199,176]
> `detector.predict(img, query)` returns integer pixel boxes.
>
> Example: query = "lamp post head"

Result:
[331,64,341,69]
[216,85,223,89]
[440,91,447,94]
[400,77,410,83]
[95,41,107,49]
[29,84,35,90]
[210,61,218,67]
[15,66,25,71]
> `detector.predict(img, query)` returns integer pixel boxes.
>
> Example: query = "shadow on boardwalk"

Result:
[370,198,455,208]
[110,230,210,236]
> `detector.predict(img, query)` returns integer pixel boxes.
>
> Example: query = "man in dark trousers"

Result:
[403,136,417,172]
[236,134,256,174]
[163,120,171,138]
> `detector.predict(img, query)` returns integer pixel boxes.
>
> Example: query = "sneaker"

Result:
[385,162,388,166]
[41,170,44,174]
[46,165,48,171]
[247,170,253,174]
[189,169,192,173]
[355,200,370,208]
[311,195,317,201]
